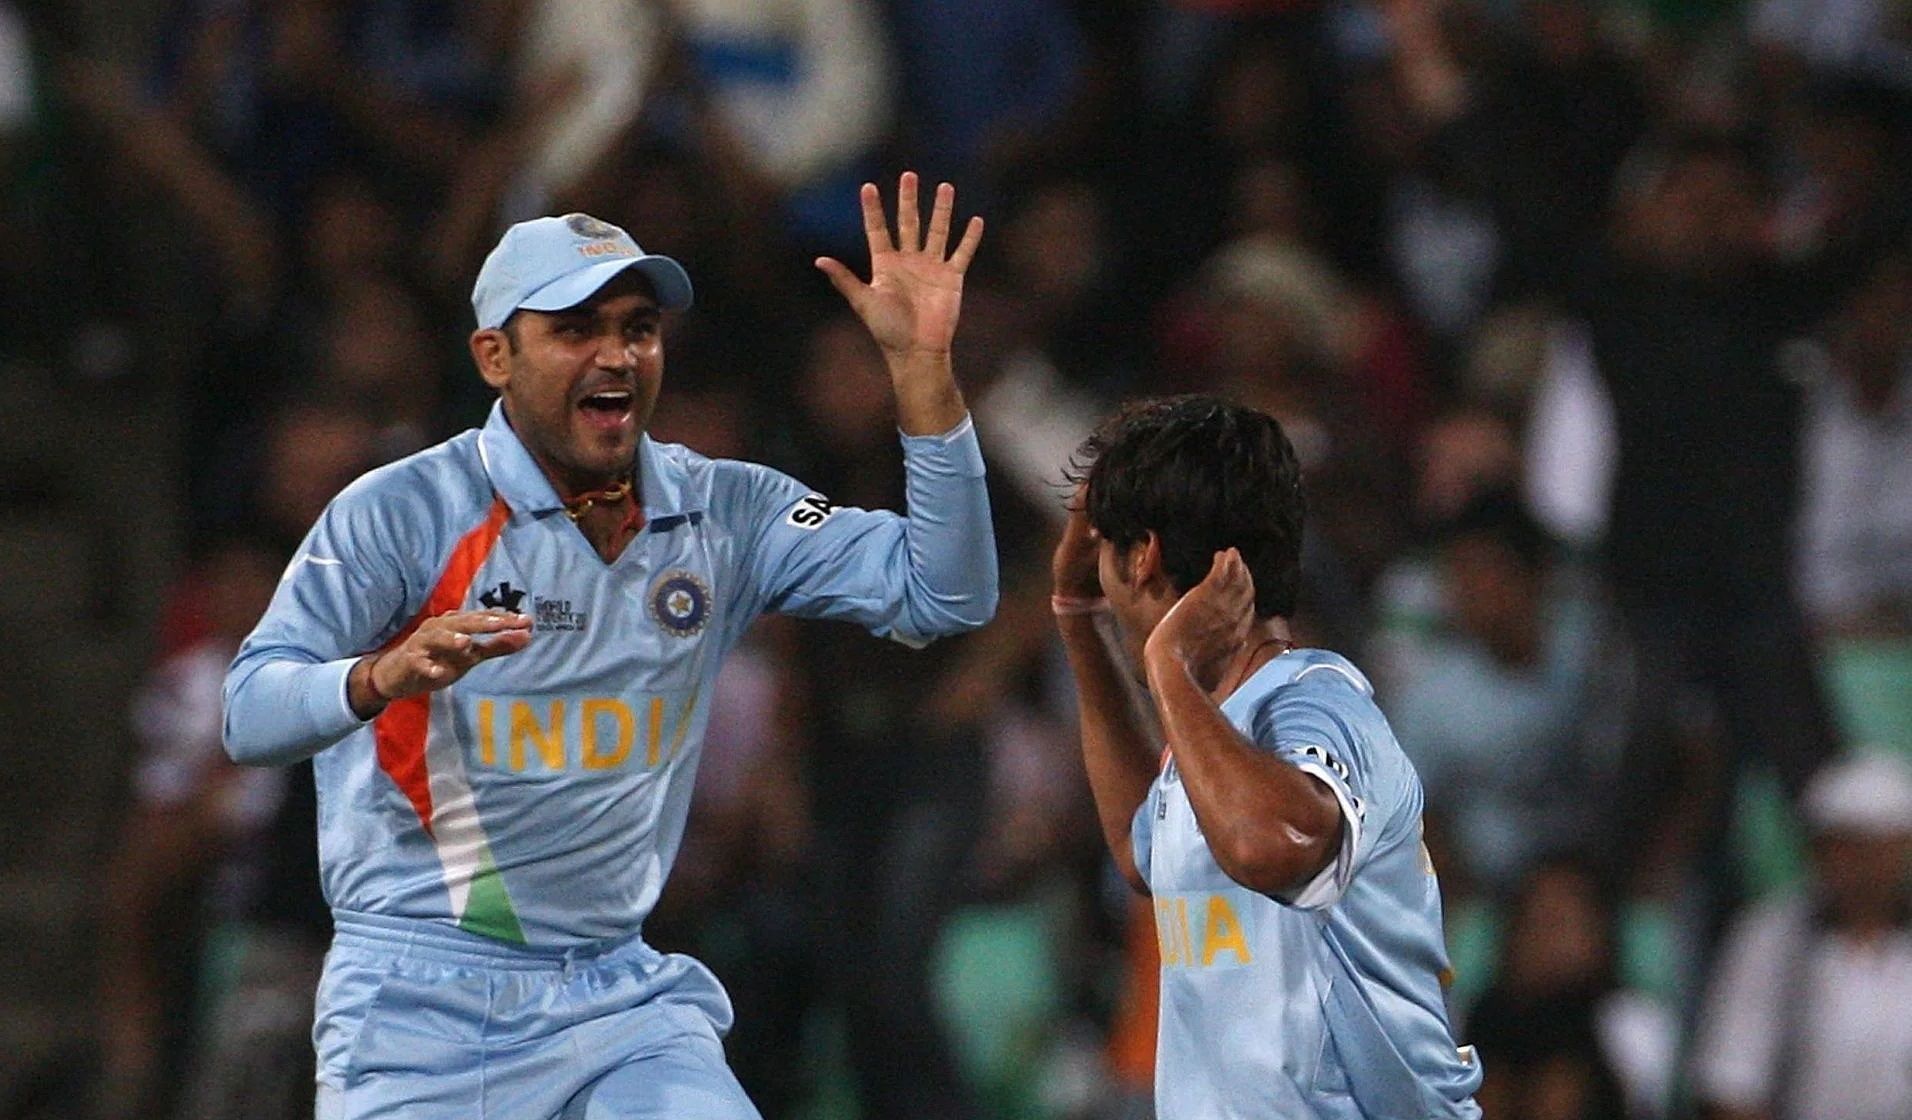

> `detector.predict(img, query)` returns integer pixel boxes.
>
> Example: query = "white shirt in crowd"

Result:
[1690,893,1912,1120]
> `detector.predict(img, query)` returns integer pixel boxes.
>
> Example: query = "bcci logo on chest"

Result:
[649,569,710,637]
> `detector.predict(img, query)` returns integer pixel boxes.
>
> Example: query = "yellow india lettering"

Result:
[509,700,566,770]
[1155,898,1182,966]
[477,699,496,767]
[581,699,635,769]
[645,697,665,767]
[1201,895,1252,966]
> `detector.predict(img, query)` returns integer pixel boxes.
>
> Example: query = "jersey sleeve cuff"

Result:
[313,656,373,737]
[898,414,985,477]
[1279,760,1363,910]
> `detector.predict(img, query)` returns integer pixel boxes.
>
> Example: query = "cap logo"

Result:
[579,241,637,259]
[565,214,622,239]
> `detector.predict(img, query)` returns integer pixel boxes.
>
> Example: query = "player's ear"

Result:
[471,328,512,390]
[1135,532,1170,592]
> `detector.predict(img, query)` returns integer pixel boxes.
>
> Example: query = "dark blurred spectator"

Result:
[307,276,464,459]
[1748,0,1912,90]
[1770,84,1911,261]
[1795,246,1912,753]
[644,0,893,256]
[1387,0,1650,303]
[1367,407,1522,688]
[97,536,324,1120]
[1413,408,1521,527]
[1386,493,1629,895]
[776,314,983,1120]
[195,399,381,553]
[1173,232,1424,614]
[884,0,1085,198]
[67,0,499,312]
[962,173,1131,516]
[1583,131,1855,878]
[1126,24,1373,294]
[1468,858,1675,1120]
[1688,751,1912,1120]
[424,0,656,286]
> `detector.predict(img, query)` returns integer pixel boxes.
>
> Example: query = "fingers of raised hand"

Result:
[898,172,921,253]
[864,174,982,271]
[814,256,865,303]
[925,179,952,256]
[860,181,892,257]
[950,215,984,273]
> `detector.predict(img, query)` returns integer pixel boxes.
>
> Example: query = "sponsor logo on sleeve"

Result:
[784,493,838,531]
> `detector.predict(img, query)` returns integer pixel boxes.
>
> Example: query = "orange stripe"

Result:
[373,498,511,836]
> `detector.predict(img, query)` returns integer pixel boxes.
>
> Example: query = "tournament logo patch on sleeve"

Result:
[784,493,839,531]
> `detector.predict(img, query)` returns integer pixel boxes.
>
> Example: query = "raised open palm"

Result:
[816,172,984,357]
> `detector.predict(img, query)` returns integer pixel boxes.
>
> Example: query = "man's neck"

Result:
[1209,618,1297,702]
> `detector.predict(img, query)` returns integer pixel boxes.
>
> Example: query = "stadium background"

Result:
[0,0,1907,1117]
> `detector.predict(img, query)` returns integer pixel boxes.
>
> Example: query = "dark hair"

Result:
[1070,395,1304,618]
[1437,489,1556,573]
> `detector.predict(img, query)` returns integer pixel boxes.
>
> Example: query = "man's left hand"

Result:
[1145,549,1257,693]
[816,172,983,362]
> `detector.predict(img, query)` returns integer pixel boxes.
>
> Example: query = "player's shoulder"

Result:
[1253,650,1403,759]
[1270,649,1379,711]
[322,429,493,544]
[656,442,810,522]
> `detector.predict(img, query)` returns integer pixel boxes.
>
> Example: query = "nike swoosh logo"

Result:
[282,554,344,580]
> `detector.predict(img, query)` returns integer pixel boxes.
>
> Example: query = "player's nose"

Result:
[592,331,637,371]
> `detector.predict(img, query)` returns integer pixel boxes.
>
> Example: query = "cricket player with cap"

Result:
[224,175,996,1118]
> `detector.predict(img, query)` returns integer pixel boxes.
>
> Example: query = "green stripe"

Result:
[459,849,526,943]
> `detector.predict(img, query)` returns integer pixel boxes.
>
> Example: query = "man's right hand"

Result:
[1052,488,1104,602]
[348,610,533,719]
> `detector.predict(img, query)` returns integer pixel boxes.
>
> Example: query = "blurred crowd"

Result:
[0,0,1909,1118]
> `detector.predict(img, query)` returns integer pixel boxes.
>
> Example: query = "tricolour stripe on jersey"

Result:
[373,498,511,831]
[372,498,527,941]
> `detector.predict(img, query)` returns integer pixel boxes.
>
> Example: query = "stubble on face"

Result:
[498,285,663,494]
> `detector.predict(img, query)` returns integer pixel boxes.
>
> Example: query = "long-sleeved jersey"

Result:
[225,402,996,946]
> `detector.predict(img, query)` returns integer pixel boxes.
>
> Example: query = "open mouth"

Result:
[577,389,634,427]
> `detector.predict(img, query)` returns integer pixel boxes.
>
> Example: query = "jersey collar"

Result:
[476,401,697,520]
[1219,648,1374,716]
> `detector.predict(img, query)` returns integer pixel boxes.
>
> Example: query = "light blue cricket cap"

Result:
[471,212,693,329]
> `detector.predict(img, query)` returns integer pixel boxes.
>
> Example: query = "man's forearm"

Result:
[223,654,367,766]
[888,350,968,436]
[1144,651,1340,894]
[893,415,998,636]
[1059,613,1158,889]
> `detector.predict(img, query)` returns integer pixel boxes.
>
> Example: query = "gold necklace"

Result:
[562,480,634,521]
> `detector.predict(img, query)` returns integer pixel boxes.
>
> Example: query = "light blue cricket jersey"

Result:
[225,402,997,947]
[1134,649,1482,1120]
